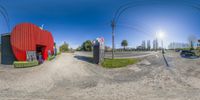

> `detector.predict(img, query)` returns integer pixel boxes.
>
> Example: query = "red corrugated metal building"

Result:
[10,23,54,61]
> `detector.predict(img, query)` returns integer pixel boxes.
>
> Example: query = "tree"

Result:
[59,42,69,52]
[121,40,128,50]
[82,40,93,51]
[188,34,197,50]
[76,46,82,51]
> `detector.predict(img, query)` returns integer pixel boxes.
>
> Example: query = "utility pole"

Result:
[111,20,116,59]
[162,40,164,54]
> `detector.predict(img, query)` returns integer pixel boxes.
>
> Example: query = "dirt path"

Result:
[0,53,94,99]
[0,52,200,100]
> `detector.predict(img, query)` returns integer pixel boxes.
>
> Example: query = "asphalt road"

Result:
[76,51,156,58]
[0,51,200,100]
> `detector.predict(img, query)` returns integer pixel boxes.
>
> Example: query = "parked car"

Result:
[175,49,181,52]
[180,50,196,57]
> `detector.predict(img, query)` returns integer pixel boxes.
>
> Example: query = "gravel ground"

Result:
[0,51,200,100]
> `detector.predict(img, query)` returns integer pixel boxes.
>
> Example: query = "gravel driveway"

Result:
[0,52,200,100]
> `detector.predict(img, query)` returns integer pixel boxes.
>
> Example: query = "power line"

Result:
[0,4,10,32]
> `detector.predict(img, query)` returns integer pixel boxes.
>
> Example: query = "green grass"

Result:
[14,61,39,68]
[101,58,140,68]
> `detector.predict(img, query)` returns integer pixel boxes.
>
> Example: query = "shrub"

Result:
[196,47,200,56]
[57,52,61,55]
[176,48,190,51]
[48,55,55,61]
[59,42,69,52]
[14,61,39,68]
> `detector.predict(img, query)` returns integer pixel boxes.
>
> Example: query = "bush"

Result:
[196,47,200,56]
[48,55,55,61]
[14,61,39,68]
[57,52,61,55]
[60,42,69,52]
[176,48,190,51]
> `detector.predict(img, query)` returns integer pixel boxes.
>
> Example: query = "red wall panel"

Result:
[10,23,54,61]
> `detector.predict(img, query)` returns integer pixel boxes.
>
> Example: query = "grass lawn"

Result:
[101,58,140,68]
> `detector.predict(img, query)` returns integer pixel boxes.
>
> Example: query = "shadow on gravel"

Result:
[163,54,170,67]
[74,56,94,64]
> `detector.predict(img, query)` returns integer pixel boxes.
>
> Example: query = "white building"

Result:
[197,40,200,47]
[168,42,189,49]
[147,40,151,50]
[141,40,146,50]
[195,40,200,48]
[153,39,158,50]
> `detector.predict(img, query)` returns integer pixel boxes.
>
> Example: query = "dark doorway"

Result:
[36,45,46,61]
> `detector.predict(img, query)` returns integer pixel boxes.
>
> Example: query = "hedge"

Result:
[196,47,200,56]
[57,52,61,55]
[48,55,55,61]
[14,61,39,68]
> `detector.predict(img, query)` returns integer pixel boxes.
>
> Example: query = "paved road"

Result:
[76,51,156,58]
[0,51,200,99]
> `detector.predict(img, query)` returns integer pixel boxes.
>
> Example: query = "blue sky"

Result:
[0,0,200,49]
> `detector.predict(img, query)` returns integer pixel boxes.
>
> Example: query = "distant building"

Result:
[194,39,200,48]
[147,40,151,50]
[141,40,146,50]
[198,40,200,47]
[153,39,158,50]
[105,46,112,52]
[136,46,143,50]
[168,42,189,49]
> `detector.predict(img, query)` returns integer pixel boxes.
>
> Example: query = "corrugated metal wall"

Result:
[11,23,36,61]
[10,23,54,61]
[1,34,16,65]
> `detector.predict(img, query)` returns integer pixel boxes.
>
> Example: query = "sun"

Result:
[157,30,165,39]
